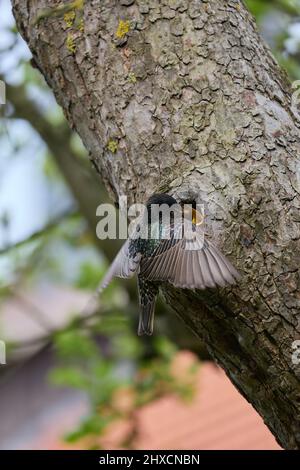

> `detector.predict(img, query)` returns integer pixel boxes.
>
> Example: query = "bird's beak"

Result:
[183,206,204,226]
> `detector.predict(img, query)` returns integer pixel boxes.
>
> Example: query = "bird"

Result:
[100,193,240,336]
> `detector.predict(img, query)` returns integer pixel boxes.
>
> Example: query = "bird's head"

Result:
[145,193,177,227]
[145,193,203,227]
[182,201,204,226]
[146,193,177,210]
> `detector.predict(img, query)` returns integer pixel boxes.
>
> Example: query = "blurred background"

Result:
[1,0,298,450]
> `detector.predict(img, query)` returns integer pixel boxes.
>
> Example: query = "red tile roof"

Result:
[29,355,281,450]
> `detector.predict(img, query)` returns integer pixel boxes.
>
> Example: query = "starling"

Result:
[100,193,240,336]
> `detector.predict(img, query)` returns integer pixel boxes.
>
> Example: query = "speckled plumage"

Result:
[100,193,240,336]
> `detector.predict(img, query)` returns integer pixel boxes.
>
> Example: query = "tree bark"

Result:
[5,79,210,358]
[11,0,300,449]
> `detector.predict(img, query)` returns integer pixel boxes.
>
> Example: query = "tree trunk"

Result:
[11,0,300,449]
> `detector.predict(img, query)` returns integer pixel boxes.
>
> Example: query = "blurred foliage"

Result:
[48,255,198,448]
[49,315,198,448]
[246,0,300,16]
[245,0,300,79]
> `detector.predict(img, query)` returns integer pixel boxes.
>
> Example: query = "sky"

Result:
[0,0,74,251]
[0,0,92,285]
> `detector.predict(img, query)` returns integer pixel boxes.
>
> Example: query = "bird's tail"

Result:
[137,278,158,336]
[138,299,156,336]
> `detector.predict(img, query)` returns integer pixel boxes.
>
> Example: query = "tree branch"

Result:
[0,208,77,256]
[4,77,119,261]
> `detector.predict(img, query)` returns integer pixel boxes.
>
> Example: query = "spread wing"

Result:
[139,222,240,289]
[99,238,141,291]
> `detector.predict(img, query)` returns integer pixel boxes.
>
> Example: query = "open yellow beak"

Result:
[183,206,204,226]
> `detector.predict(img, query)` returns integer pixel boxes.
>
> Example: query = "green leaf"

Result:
[153,336,177,360]
[49,366,88,389]
[54,329,99,359]
[76,261,104,290]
